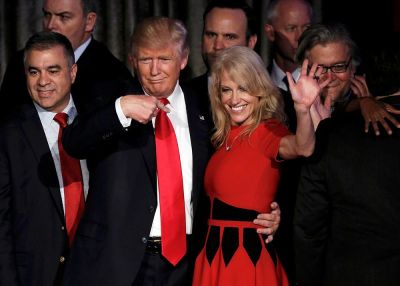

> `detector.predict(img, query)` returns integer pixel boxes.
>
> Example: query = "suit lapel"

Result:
[182,85,213,213]
[19,103,65,220]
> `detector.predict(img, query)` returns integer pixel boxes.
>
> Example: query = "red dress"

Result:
[193,120,290,286]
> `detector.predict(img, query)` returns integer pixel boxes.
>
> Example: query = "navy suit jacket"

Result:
[62,80,213,285]
[0,103,69,286]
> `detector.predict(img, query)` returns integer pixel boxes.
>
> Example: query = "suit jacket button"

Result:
[61,226,65,230]
[142,237,147,244]
[59,256,66,263]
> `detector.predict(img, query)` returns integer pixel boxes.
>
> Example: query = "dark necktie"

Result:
[282,75,289,91]
[54,112,85,247]
[155,98,186,266]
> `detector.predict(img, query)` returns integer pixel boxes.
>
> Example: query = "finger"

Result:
[270,201,280,211]
[156,100,170,113]
[285,72,295,89]
[376,117,393,135]
[350,80,362,97]
[364,118,371,133]
[384,103,400,117]
[318,77,331,89]
[381,108,400,127]
[300,59,309,76]
[253,218,274,227]
[371,120,380,136]
[265,235,273,244]
[308,62,318,77]
[256,227,273,235]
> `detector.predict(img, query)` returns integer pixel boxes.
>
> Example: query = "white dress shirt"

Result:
[35,96,89,214]
[116,82,194,236]
[74,37,91,62]
[270,59,301,91]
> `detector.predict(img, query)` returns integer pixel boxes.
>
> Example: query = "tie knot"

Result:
[54,112,69,128]
[159,98,170,106]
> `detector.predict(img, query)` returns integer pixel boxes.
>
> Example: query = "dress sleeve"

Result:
[258,119,291,160]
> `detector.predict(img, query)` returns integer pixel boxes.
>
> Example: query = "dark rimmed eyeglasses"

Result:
[308,57,352,74]
[316,57,352,74]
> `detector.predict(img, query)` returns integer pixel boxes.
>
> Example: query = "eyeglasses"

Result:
[316,57,352,74]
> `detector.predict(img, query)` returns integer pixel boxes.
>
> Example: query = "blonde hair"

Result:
[130,17,189,58]
[209,46,286,148]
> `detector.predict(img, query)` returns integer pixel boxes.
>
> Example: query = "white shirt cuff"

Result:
[115,97,132,128]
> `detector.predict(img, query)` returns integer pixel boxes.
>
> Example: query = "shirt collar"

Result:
[34,95,78,126]
[270,60,301,89]
[74,36,92,62]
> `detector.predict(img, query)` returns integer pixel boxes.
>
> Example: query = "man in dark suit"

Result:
[0,0,133,120]
[294,110,400,286]
[61,17,213,286]
[0,31,88,286]
[188,0,258,109]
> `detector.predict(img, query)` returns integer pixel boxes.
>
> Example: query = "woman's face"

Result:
[220,71,259,126]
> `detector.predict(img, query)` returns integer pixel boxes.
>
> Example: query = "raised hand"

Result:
[351,74,371,98]
[287,59,331,112]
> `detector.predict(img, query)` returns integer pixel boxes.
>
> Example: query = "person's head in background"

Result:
[129,17,189,99]
[208,46,285,148]
[295,23,360,104]
[42,0,97,50]
[264,0,313,73]
[23,31,77,112]
[202,0,258,70]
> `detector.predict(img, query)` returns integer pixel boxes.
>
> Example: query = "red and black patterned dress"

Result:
[193,120,290,286]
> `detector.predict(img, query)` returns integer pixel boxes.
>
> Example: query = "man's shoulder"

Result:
[78,38,132,79]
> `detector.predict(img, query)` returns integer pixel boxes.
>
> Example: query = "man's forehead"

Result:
[205,8,247,28]
[309,43,350,62]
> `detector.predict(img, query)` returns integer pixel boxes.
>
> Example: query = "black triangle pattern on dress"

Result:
[243,228,262,266]
[222,227,238,266]
[205,226,220,265]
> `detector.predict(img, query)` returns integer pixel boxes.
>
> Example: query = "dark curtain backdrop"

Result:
[0,0,323,84]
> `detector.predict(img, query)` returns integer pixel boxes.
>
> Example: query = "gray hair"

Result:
[295,23,360,67]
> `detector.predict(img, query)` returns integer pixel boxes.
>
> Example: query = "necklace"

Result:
[225,133,241,151]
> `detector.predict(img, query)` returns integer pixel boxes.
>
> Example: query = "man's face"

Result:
[265,0,311,64]
[42,0,96,50]
[308,42,355,102]
[25,46,77,112]
[202,8,257,68]
[131,44,188,98]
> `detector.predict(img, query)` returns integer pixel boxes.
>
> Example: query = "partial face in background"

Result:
[307,42,355,102]
[25,45,77,112]
[42,0,96,50]
[131,44,188,98]
[220,71,259,126]
[265,0,311,64]
[202,8,257,68]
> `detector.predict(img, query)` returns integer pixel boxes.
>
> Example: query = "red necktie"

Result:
[155,98,186,266]
[54,112,85,247]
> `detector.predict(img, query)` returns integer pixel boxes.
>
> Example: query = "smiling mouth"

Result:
[38,90,54,96]
[230,104,247,112]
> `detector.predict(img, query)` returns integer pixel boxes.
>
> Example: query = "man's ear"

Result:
[85,12,97,33]
[128,54,138,71]
[247,35,258,50]
[264,24,275,42]
[70,63,78,84]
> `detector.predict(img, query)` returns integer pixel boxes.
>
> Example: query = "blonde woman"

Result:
[192,46,329,286]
